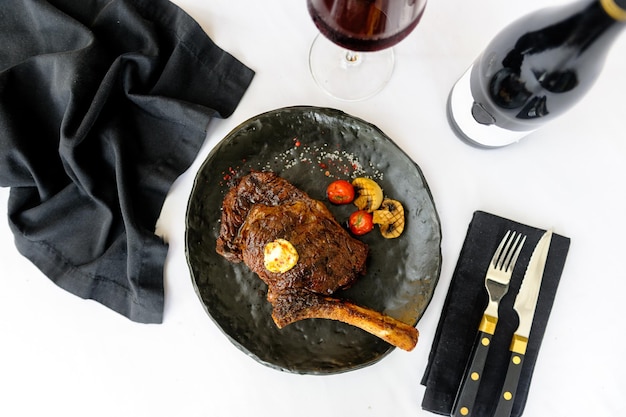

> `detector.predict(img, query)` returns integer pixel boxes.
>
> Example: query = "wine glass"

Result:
[307,0,427,101]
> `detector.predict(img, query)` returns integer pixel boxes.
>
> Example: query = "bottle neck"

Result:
[565,0,625,54]
[600,0,626,21]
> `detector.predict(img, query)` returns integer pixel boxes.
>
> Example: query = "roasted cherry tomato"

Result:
[326,180,355,205]
[348,210,374,235]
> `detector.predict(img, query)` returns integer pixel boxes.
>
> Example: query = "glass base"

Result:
[309,34,394,101]
[447,65,534,148]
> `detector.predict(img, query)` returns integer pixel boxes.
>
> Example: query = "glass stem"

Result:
[345,50,361,65]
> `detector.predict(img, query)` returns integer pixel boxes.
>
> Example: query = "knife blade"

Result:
[493,229,553,417]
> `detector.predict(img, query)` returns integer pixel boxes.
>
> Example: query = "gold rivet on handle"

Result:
[512,355,521,365]
[460,407,469,416]
[503,392,513,401]
[481,337,490,346]
[471,372,479,381]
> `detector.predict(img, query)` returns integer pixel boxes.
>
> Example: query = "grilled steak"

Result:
[216,171,418,351]
[238,200,367,298]
[216,172,312,263]
[216,171,367,292]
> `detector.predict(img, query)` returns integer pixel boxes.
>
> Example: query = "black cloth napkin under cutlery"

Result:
[421,211,570,417]
[0,0,254,323]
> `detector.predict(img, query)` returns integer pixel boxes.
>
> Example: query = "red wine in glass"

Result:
[307,0,427,100]
[308,0,426,52]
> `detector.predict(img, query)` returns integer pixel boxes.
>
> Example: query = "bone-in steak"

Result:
[216,171,418,351]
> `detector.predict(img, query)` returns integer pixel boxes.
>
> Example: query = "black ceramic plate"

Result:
[185,106,441,374]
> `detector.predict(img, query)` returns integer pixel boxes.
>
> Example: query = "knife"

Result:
[493,229,553,417]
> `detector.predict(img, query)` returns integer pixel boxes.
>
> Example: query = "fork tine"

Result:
[505,234,526,272]
[491,230,511,268]
[492,231,526,271]
[500,232,522,271]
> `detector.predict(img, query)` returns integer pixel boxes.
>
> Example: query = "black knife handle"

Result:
[451,329,494,417]
[493,335,528,417]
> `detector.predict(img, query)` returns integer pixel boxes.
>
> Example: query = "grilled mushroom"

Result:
[373,199,405,239]
[351,177,383,212]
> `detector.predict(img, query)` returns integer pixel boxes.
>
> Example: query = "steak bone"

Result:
[271,289,418,351]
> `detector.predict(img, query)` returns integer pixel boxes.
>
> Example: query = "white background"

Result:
[1,0,625,416]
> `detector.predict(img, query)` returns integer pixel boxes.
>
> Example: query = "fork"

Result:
[451,230,526,417]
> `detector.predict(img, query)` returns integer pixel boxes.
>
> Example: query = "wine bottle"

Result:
[447,0,626,147]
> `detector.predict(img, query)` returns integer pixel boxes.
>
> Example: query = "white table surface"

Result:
[2,0,625,416]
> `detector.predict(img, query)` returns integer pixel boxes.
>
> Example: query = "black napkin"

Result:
[0,0,254,323]
[421,211,570,416]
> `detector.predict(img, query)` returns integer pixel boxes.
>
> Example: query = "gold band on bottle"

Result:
[601,0,626,21]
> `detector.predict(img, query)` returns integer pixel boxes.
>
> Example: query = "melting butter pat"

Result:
[264,239,299,273]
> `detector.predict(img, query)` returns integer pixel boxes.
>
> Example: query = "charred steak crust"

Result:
[216,171,310,262]
[238,200,368,297]
[216,172,368,296]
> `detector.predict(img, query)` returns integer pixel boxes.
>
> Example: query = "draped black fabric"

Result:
[421,211,570,416]
[0,0,254,323]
